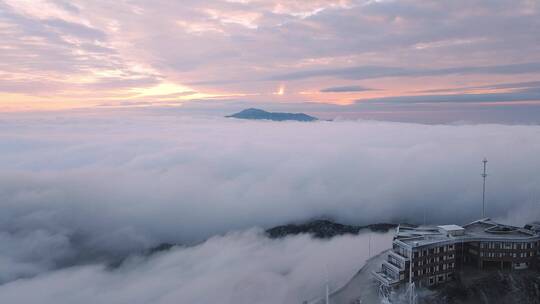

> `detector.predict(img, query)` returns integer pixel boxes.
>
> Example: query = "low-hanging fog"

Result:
[1,110,540,303]
[0,229,393,304]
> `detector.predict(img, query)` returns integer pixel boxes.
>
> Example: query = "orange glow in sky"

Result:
[1,1,540,112]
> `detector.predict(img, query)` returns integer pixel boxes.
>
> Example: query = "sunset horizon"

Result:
[2,0,540,122]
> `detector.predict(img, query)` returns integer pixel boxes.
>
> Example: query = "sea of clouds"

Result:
[0,228,392,304]
[1,109,539,303]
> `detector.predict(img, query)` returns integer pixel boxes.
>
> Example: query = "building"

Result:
[372,218,540,289]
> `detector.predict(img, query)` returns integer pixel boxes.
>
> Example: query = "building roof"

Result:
[437,224,464,231]
[394,218,540,248]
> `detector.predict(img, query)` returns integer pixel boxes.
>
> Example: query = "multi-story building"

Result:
[372,218,540,289]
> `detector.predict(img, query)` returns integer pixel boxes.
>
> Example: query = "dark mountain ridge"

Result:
[141,220,396,262]
[265,219,396,239]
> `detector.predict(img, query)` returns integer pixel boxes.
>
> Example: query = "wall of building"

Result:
[410,244,457,287]
[400,239,539,287]
[476,240,539,270]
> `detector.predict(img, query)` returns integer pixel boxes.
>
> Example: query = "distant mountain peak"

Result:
[226,108,318,122]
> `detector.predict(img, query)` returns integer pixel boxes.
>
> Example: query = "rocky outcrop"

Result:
[226,108,318,121]
[416,269,540,304]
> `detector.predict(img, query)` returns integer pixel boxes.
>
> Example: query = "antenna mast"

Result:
[326,281,329,304]
[325,264,330,304]
[368,233,372,258]
[481,158,488,218]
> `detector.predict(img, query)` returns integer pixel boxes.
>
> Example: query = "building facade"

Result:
[372,219,540,288]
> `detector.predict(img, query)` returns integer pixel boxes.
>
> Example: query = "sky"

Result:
[1,0,540,121]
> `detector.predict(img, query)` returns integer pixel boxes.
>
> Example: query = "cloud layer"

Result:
[0,229,393,304]
[0,110,540,302]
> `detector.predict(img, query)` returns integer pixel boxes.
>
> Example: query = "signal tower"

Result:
[481,158,488,218]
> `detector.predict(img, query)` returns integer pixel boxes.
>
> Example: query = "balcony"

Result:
[387,258,405,270]
[383,261,403,274]
[389,250,410,261]
[371,270,401,287]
